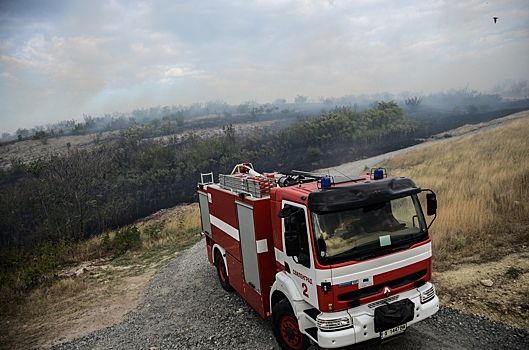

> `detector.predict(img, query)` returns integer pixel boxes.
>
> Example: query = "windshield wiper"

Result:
[351,251,377,261]
[393,232,427,245]
[333,247,377,261]
[391,243,410,253]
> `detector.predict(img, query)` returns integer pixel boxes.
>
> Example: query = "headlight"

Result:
[317,315,353,331]
[420,285,435,304]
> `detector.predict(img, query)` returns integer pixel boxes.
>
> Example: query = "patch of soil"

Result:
[1,262,156,350]
[433,251,529,331]
[40,271,155,348]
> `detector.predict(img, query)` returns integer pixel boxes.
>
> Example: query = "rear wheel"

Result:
[215,250,233,292]
[273,299,310,350]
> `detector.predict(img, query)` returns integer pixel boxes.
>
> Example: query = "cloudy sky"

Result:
[1,0,528,134]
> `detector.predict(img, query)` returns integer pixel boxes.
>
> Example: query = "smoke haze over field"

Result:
[0,0,528,134]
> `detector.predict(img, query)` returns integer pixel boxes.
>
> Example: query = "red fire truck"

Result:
[197,163,439,350]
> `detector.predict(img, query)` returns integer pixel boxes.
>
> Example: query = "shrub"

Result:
[451,234,466,250]
[100,232,111,250]
[113,226,141,257]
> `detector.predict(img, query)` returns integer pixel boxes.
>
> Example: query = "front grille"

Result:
[367,295,399,309]
[338,269,427,302]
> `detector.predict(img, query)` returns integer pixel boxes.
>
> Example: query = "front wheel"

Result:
[215,250,233,292]
[273,299,310,350]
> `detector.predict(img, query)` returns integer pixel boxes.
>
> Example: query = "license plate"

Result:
[380,324,406,339]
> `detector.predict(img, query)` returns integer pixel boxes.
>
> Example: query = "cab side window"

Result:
[283,205,311,268]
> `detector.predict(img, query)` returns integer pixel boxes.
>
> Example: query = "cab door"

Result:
[279,201,318,306]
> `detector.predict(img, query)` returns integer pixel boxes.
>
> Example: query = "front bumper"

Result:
[313,282,439,349]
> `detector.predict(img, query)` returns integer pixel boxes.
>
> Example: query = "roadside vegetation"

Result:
[381,116,529,270]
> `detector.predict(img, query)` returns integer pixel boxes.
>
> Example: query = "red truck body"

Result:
[197,164,439,349]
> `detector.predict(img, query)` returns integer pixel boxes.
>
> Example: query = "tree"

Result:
[16,128,29,137]
[169,111,185,127]
[294,95,308,104]
[405,96,423,109]
[237,102,250,114]
[511,80,528,94]
[319,96,336,106]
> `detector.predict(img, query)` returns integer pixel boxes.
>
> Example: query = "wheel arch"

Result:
[270,272,304,317]
[212,244,228,277]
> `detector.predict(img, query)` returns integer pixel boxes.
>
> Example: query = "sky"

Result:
[0,0,528,134]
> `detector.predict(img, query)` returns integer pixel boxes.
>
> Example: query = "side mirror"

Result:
[285,229,300,257]
[422,190,438,230]
[282,214,301,257]
[278,206,301,218]
[426,193,437,216]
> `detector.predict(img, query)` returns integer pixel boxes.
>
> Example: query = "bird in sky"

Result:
[493,17,499,23]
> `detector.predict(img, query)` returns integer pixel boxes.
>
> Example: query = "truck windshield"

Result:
[311,195,428,264]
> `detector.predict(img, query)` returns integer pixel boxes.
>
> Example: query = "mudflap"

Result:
[374,299,415,333]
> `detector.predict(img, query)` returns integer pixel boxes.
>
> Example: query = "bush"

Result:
[466,105,479,114]
[113,226,141,257]
[451,234,466,250]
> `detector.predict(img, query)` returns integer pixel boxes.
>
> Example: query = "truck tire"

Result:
[273,298,310,350]
[215,250,233,292]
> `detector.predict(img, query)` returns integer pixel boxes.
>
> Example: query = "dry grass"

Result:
[138,204,202,251]
[381,116,529,270]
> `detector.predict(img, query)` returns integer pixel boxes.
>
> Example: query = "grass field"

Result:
[381,116,529,270]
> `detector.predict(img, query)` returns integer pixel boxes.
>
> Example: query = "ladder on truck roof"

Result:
[218,173,275,198]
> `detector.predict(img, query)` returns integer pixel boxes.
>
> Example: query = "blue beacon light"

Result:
[373,169,384,180]
[321,177,332,187]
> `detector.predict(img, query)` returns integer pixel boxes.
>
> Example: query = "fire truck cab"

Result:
[197,163,439,350]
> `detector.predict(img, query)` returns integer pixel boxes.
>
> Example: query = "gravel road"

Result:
[50,239,529,350]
